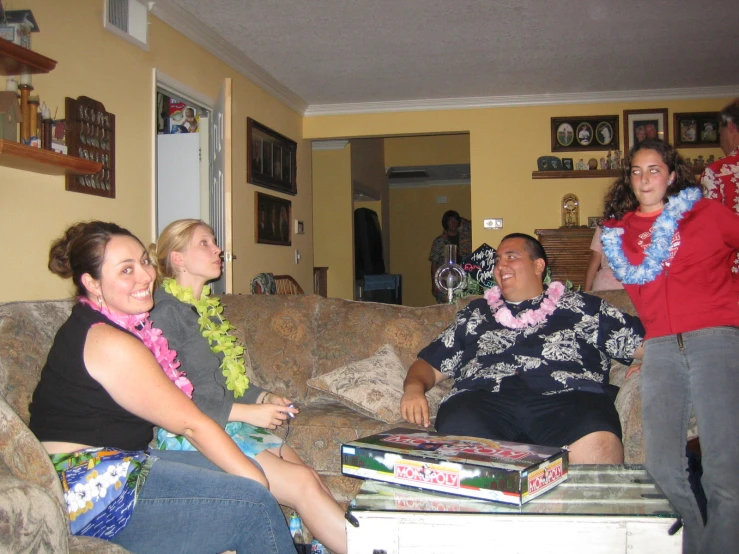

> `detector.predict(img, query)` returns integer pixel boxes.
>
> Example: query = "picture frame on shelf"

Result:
[623,108,668,154]
[673,112,720,148]
[551,115,619,152]
[255,191,291,246]
[588,217,603,228]
[0,26,15,42]
[562,158,574,170]
[247,117,297,195]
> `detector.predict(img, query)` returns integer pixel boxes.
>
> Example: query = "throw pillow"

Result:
[306,343,446,424]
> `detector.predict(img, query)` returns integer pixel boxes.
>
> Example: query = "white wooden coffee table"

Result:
[345,464,681,554]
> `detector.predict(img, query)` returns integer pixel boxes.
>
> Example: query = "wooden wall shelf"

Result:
[533,166,705,180]
[0,38,57,75]
[0,140,103,176]
[532,169,620,180]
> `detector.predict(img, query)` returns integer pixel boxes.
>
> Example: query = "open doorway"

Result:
[155,86,210,236]
[312,133,471,307]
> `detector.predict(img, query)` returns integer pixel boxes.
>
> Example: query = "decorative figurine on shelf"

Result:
[684,157,693,166]
[576,158,587,170]
[694,155,705,168]
[434,244,466,304]
[4,9,39,50]
[561,193,580,228]
[587,158,598,170]
[611,150,622,169]
[706,154,715,165]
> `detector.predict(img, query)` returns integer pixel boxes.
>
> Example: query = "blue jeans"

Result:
[111,450,297,553]
[641,327,739,554]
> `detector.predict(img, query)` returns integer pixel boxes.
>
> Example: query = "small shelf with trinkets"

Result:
[532,166,704,180]
[0,38,102,177]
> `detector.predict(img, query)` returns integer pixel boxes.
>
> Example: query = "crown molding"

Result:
[311,140,349,151]
[304,86,739,117]
[149,0,308,115]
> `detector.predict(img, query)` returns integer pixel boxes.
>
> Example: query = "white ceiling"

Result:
[153,0,739,115]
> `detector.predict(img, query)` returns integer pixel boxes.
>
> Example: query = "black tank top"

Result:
[29,303,154,451]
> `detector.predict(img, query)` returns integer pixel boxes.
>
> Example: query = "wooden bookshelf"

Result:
[0,140,102,176]
[532,166,705,180]
[0,37,57,75]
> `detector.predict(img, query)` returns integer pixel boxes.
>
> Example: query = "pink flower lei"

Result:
[483,281,565,329]
[79,297,193,397]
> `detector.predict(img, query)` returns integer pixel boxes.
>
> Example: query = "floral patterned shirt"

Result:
[701,146,739,273]
[418,291,644,401]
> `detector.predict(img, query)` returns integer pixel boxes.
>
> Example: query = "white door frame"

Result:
[151,69,215,238]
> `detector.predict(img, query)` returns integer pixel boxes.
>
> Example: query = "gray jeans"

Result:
[641,327,739,554]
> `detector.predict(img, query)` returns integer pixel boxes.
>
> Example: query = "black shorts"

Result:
[435,377,622,448]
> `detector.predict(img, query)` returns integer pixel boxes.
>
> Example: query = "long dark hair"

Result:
[48,221,142,297]
[602,139,701,220]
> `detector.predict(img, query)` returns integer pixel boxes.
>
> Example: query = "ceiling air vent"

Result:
[104,0,149,50]
[387,169,429,179]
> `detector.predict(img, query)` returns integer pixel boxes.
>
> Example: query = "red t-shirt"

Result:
[604,198,739,340]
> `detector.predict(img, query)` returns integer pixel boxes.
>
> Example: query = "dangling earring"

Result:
[97,295,103,306]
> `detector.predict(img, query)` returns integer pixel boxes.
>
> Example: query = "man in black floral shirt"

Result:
[402,234,644,464]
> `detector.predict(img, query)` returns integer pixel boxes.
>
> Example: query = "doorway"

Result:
[312,133,471,306]
[153,72,234,293]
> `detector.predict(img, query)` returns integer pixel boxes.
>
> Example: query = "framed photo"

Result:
[247,118,297,195]
[255,191,291,246]
[588,217,603,228]
[551,115,619,152]
[673,112,720,148]
[623,108,668,154]
[562,158,574,170]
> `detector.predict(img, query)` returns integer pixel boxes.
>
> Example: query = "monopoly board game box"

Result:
[341,428,568,505]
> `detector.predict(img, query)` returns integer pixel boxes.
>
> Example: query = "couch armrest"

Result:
[614,373,644,464]
[0,472,68,553]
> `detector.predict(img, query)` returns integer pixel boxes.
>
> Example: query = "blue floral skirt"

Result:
[51,448,156,539]
[156,422,282,458]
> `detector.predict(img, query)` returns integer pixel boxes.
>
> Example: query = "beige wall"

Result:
[385,134,471,166]
[312,145,354,299]
[1,0,312,301]
[305,98,728,259]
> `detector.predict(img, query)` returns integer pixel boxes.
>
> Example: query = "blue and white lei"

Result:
[601,187,702,285]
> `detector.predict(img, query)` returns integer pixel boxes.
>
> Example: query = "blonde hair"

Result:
[150,219,213,280]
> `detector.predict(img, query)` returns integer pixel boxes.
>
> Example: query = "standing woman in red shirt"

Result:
[601,139,739,554]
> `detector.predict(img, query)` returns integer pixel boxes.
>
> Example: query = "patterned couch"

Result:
[0,290,656,552]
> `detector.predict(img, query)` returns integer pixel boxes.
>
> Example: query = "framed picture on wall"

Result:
[255,191,291,246]
[623,108,668,154]
[673,112,720,148]
[247,118,297,195]
[550,115,619,152]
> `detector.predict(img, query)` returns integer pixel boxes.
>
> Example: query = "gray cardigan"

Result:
[150,288,264,428]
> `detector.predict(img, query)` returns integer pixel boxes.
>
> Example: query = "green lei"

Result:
[162,278,250,397]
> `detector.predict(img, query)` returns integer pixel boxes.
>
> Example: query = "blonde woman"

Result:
[150,219,346,554]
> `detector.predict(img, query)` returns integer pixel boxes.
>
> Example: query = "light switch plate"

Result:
[483,218,503,229]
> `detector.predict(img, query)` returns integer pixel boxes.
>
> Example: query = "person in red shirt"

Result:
[701,98,739,274]
[601,139,739,554]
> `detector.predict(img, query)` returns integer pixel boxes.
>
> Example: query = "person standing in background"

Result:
[429,210,471,303]
[701,98,739,274]
[584,226,623,292]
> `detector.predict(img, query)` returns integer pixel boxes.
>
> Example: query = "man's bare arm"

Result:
[401,359,447,428]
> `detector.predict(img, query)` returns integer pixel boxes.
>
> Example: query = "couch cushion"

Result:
[313,297,457,379]
[0,299,74,423]
[220,294,320,403]
[306,343,446,424]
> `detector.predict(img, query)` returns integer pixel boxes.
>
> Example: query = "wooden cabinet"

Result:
[0,38,101,176]
[535,227,595,289]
